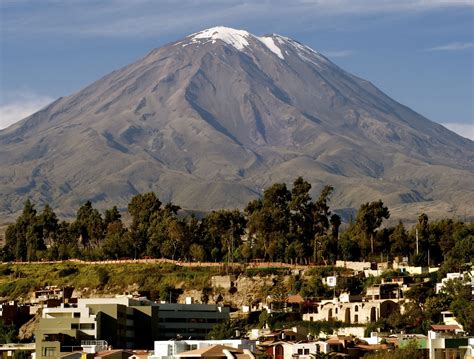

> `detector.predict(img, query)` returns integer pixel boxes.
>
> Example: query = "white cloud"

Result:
[442,122,474,140]
[3,0,473,38]
[426,42,474,51]
[0,93,55,130]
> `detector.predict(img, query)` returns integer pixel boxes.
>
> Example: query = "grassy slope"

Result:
[0,262,221,301]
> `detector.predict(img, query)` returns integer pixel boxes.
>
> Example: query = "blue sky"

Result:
[1,0,473,138]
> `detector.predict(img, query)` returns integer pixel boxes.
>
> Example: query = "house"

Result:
[149,339,257,359]
[175,345,254,359]
[261,341,328,359]
[427,330,474,359]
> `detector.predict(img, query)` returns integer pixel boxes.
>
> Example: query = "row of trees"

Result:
[2,177,473,267]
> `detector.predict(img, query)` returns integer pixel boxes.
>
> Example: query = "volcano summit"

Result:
[1,26,473,219]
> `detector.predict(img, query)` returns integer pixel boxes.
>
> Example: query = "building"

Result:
[149,339,256,359]
[0,301,31,326]
[427,329,474,359]
[35,296,159,359]
[175,344,254,359]
[302,292,400,325]
[0,343,35,359]
[157,302,230,340]
[436,271,474,295]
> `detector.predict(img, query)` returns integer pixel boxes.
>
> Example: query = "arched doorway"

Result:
[328,308,333,321]
[380,300,400,319]
[344,308,351,323]
[275,345,284,359]
[370,307,376,322]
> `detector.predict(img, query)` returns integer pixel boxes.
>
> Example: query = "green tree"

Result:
[389,221,411,258]
[364,339,423,359]
[4,200,45,261]
[289,177,314,252]
[205,209,246,265]
[246,183,291,260]
[73,201,105,248]
[102,221,133,259]
[128,193,162,258]
[355,200,390,256]
[39,203,59,247]
[312,185,334,263]
[104,206,121,228]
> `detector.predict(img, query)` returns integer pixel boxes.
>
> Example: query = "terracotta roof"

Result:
[355,344,389,351]
[96,349,133,357]
[177,345,244,358]
[430,324,462,331]
[287,294,305,303]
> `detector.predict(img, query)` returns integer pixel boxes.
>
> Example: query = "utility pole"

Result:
[415,228,419,255]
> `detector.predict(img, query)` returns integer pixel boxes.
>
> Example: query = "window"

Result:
[73,312,80,318]
[71,323,79,329]
[43,347,56,357]
[80,323,95,330]
[297,349,303,355]
[304,349,309,355]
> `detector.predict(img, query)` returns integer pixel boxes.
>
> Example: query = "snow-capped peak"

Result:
[185,27,324,64]
[189,26,252,50]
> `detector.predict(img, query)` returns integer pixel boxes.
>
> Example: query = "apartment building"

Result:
[35,296,159,359]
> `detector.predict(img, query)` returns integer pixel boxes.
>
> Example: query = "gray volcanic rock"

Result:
[1,26,473,220]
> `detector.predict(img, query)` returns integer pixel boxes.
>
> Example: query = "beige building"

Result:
[302,293,400,324]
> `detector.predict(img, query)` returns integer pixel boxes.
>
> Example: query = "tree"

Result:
[289,177,314,249]
[102,221,133,259]
[355,200,390,256]
[4,200,45,261]
[39,203,59,247]
[364,339,423,359]
[389,221,411,258]
[312,185,334,263]
[338,232,361,261]
[104,206,121,228]
[247,183,291,260]
[128,193,162,258]
[73,201,105,248]
[205,209,246,266]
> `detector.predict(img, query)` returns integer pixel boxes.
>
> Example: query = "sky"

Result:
[0,0,473,139]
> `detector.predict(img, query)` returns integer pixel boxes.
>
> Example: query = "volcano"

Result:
[1,26,473,220]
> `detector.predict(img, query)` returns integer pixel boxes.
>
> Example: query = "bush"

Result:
[96,267,110,288]
[58,266,78,278]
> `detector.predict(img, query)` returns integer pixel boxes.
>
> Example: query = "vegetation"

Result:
[0,262,219,300]
[364,339,423,359]
[1,177,473,332]
[3,177,471,267]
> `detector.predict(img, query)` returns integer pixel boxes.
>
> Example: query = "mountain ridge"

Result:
[0,26,473,221]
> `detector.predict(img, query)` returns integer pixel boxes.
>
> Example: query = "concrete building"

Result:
[35,296,159,359]
[157,302,229,340]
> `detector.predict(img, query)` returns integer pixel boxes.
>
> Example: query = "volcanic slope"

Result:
[1,26,473,220]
